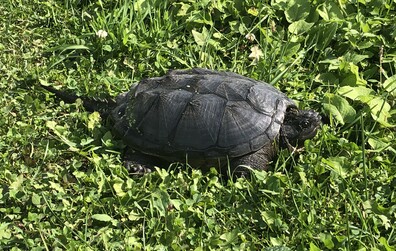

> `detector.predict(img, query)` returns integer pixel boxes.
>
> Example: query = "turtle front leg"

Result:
[230,143,275,177]
[123,148,165,175]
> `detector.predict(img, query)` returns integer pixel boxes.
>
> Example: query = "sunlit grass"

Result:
[1,0,395,250]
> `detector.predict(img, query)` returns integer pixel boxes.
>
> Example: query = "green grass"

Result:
[1,0,395,250]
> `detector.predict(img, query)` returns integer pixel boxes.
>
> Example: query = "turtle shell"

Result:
[111,68,296,160]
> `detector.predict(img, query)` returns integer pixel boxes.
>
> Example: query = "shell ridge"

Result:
[194,103,217,148]
[168,91,195,146]
[245,85,273,116]
[214,98,229,154]
[264,98,282,141]
[133,92,160,133]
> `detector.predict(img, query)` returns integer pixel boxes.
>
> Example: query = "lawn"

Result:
[1,0,395,250]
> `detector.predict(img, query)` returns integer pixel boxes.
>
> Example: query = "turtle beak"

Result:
[309,109,322,127]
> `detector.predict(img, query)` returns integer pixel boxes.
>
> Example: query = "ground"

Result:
[0,0,395,250]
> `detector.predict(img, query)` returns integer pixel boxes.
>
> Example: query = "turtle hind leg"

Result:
[230,143,275,177]
[123,148,167,175]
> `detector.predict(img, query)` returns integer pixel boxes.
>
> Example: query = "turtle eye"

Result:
[300,120,310,129]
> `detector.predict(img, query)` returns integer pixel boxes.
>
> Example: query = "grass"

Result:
[1,0,395,250]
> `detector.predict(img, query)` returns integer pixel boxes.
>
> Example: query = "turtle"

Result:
[41,68,321,176]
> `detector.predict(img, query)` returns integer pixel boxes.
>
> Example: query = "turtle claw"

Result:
[124,161,153,174]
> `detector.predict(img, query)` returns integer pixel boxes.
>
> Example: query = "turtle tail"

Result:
[41,85,117,117]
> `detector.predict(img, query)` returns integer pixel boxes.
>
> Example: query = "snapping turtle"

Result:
[43,68,321,175]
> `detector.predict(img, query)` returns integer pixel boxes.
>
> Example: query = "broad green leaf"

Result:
[338,86,374,100]
[128,212,142,221]
[192,29,206,46]
[356,94,375,104]
[261,211,278,226]
[343,52,370,64]
[253,169,268,181]
[151,190,170,217]
[113,182,126,197]
[39,78,50,86]
[50,181,65,194]
[176,2,191,16]
[309,22,338,51]
[368,97,393,127]
[309,242,321,251]
[28,212,42,222]
[356,40,373,50]
[271,0,289,11]
[247,7,259,16]
[102,44,112,52]
[229,21,246,34]
[0,223,11,240]
[285,0,311,22]
[270,237,286,246]
[156,167,169,180]
[73,170,87,179]
[9,175,24,198]
[80,137,94,146]
[88,111,101,131]
[219,229,238,243]
[338,88,394,126]
[340,74,358,86]
[314,73,339,85]
[192,27,216,47]
[379,237,394,251]
[335,235,347,243]
[288,20,314,35]
[322,157,348,178]
[340,62,367,86]
[188,11,213,25]
[317,2,344,21]
[319,233,335,249]
[383,75,396,96]
[127,33,137,45]
[46,121,78,151]
[323,93,356,124]
[368,138,393,151]
[32,193,41,206]
[170,199,183,211]
[92,214,113,222]
[133,0,146,11]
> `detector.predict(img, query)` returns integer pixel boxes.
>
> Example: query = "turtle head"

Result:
[281,107,321,147]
